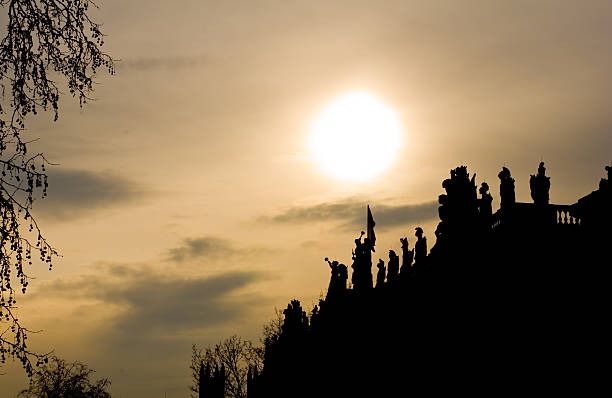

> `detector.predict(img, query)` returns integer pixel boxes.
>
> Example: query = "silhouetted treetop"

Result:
[1,0,114,119]
[17,356,111,398]
[191,336,262,398]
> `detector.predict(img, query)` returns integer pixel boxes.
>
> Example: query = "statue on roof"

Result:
[498,167,516,209]
[530,162,551,205]
[479,182,493,219]
[325,258,340,297]
[400,237,414,277]
[414,227,428,265]
[351,231,374,291]
[375,259,386,288]
[387,250,400,284]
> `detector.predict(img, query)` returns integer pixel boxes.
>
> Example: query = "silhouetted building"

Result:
[257,162,611,398]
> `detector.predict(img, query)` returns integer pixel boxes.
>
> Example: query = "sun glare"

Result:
[309,92,402,182]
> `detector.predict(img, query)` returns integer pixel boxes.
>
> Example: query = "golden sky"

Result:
[3,1,612,396]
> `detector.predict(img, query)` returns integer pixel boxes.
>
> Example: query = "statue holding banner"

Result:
[351,232,364,290]
[362,237,374,290]
[351,206,377,292]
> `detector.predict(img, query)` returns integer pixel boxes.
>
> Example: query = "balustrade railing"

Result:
[553,204,581,226]
[490,203,581,231]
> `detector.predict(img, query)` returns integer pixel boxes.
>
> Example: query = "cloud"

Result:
[35,265,264,345]
[167,236,269,263]
[26,260,272,396]
[110,271,261,335]
[116,55,210,72]
[34,168,144,221]
[371,202,440,229]
[267,199,364,224]
[167,236,237,262]
[262,199,438,230]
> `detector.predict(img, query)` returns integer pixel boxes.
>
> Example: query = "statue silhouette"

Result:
[350,232,374,291]
[414,227,427,265]
[400,237,414,277]
[479,182,493,222]
[498,167,516,209]
[530,162,550,205]
[351,233,364,291]
[325,257,340,298]
[338,263,348,292]
[375,259,386,288]
[362,237,374,290]
[387,250,399,284]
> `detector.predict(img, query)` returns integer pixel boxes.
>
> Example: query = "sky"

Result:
[2,0,612,396]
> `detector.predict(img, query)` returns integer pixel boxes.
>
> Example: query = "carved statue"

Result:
[479,182,493,218]
[375,259,386,288]
[362,237,375,290]
[351,232,374,291]
[282,300,308,337]
[338,263,348,291]
[498,167,516,209]
[387,250,400,284]
[400,237,414,272]
[351,234,363,291]
[325,257,339,297]
[414,227,427,264]
[529,162,550,205]
[310,305,319,329]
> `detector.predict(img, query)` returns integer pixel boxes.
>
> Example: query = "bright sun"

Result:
[309,92,402,182]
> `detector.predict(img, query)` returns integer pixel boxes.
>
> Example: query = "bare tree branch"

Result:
[0,0,114,377]
[191,336,263,398]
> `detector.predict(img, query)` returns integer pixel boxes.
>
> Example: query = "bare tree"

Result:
[17,356,111,398]
[0,0,114,376]
[261,308,283,349]
[191,336,262,398]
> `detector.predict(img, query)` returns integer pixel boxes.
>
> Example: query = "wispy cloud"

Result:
[27,262,271,396]
[371,202,439,229]
[116,55,210,72]
[35,168,145,221]
[167,236,270,263]
[35,264,264,344]
[261,199,438,230]
[167,237,236,262]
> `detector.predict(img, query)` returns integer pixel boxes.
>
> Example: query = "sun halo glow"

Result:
[309,92,402,182]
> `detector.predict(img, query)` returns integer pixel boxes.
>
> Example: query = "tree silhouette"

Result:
[17,356,111,398]
[0,0,114,376]
[260,308,283,349]
[191,336,262,398]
